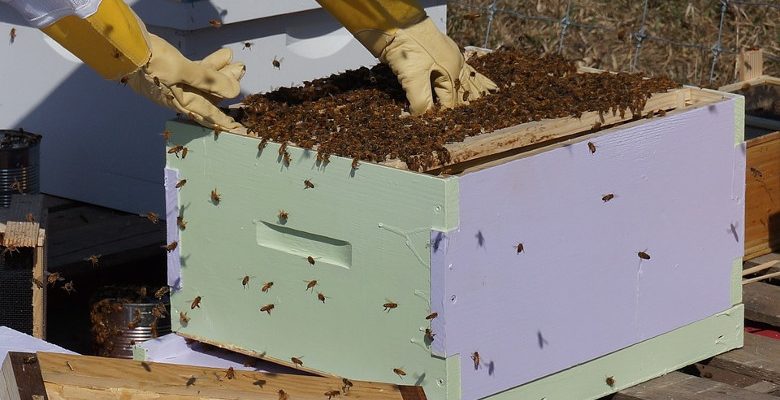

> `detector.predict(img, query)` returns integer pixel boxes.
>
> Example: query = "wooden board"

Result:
[708,333,780,385]
[738,50,764,82]
[1,352,48,400]
[743,282,780,327]
[36,352,422,400]
[744,130,780,260]
[614,371,778,400]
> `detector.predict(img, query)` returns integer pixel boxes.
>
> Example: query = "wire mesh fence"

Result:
[447,0,779,88]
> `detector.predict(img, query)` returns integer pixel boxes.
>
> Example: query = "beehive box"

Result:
[163,85,745,400]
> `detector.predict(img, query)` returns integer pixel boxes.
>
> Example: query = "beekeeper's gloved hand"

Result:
[317,0,498,115]
[6,0,244,130]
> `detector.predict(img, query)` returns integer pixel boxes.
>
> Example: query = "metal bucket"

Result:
[0,129,41,207]
[92,297,171,359]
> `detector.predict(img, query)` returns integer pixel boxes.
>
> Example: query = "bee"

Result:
[307,256,315,265]
[180,311,190,325]
[260,304,275,314]
[46,272,64,287]
[750,167,763,178]
[291,357,304,367]
[26,212,35,222]
[587,142,597,154]
[325,390,341,399]
[23,355,37,364]
[515,243,524,254]
[272,56,282,69]
[191,296,202,309]
[463,12,482,21]
[145,212,160,224]
[153,76,161,87]
[278,142,288,156]
[658,109,667,117]
[186,376,196,387]
[425,312,438,320]
[152,303,167,319]
[9,179,22,194]
[351,157,360,170]
[154,286,169,299]
[31,277,44,289]
[225,367,235,380]
[128,309,142,329]
[425,328,436,342]
[177,216,187,230]
[163,241,178,252]
[112,48,121,59]
[258,137,269,151]
[341,378,353,393]
[278,389,289,400]
[208,19,222,28]
[278,210,288,222]
[261,281,274,292]
[85,254,101,268]
[211,189,221,204]
[454,78,461,91]
[175,179,187,188]
[10,27,16,43]
[605,376,615,386]
[393,368,406,378]
[592,122,602,130]
[241,275,251,288]
[120,76,129,86]
[283,151,291,166]
[471,352,481,369]
[168,145,184,156]
[602,193,615,202]
[242,42,254,50]
[383,301,398,312]
[1,245,19,256]
[181,147,189,159]
[213,128,221,139]
[161,129,172,141]
[304,179,315,189]
[305,280,317,291]
[317,292,327,303]
[638,251,651,260]
[462,90,470,102]
[62,280,76,295]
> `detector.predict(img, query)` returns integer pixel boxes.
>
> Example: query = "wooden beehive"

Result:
[163,85,745,400]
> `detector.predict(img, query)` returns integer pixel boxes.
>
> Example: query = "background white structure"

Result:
[0,0,446,214]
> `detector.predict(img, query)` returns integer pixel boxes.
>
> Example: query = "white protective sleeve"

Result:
[0,0,101,28]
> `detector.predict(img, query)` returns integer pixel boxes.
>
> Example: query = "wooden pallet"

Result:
[613,252,780,400]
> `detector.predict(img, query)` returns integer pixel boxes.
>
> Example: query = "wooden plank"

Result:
[709,333,780,385]
[744,381,780,394]
[2,352,48,400]
[743,282,780,327]
[614,371,777,400]
[37,352,422,400]
[739,50,764,82]
[744,129,780,260]
[32,244,45,340]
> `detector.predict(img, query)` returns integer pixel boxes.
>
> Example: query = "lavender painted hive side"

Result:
[431,99,744,400]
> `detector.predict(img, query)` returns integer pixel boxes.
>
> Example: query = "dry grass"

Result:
[448,0,779,88]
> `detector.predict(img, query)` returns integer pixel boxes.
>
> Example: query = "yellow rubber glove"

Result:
[317,1,497,115]
[125,34,245,130]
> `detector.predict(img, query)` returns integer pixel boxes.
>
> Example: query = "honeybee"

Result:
[31,277,44,289]
[208,19,222,28]
[750,167,763,178]
[317,292,327,303]
[307,256,315,265]
[305,280,317,291]
[587,142,597,154]
[291,357,303,367]
[471,352,480,369]
[26,212,35,222]
[163,241,178,252]
[191,296,202,309]
[283,151,291,166]
[175,179,187,188]
[128,309,142,329]
[1,245,19,256]
[278,142,287,155]
[261,281,274,293]
[304,179,315,189]
[325,390,340,399]
[272,56,282,69]
[181,147,189,159]
[120,76,129,85]
[177,216,187,230]
[341,378,353,393]
[9,179,22,194]
[241,275,251,288]
[161,129,172,141]
[154,286,169,299]
[9,27,16,43]
[213,128,221,139]
[638,251,651,260]
[168,145,184,156]
[153,76,161,87]
[151,303,167,319]
[145,212,160,224]
[383,301,398,312]
[186,376,196,387]
[46,272,64,287]
[179,311,190,325]
[225,367,235,379]
[658,109,667,117]
[351,157,360,170]
[462,90,470,102]
[515,243,524,254]
[606,376,615,386]
[425,328,436,342]
[278,210,288,222]
[85,254,101,268]
[425,312,438,320]
[62,281,76,295]
[462,12,482,21]
[454,78,461,91]
[211,189,221,204]
[393,368,406,378]
[260,304,275,314]
[278,389,288,400]
[602,193,615,202]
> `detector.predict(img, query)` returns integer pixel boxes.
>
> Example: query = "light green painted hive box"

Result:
[164,87,745,400]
